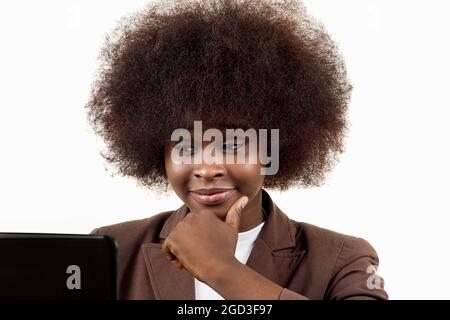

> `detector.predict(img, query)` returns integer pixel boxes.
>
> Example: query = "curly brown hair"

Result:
[85,0,352,193]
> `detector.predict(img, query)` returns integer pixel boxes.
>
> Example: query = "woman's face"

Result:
[164,128,265,223]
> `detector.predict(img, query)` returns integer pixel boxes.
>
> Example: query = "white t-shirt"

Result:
[194,220,266,300]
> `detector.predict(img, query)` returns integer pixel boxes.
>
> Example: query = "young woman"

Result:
[87,0,388,300]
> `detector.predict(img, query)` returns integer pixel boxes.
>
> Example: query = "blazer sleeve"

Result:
[279,237,388,300]
[279,288,309,300]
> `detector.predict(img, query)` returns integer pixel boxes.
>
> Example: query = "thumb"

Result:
[225,196,249,233]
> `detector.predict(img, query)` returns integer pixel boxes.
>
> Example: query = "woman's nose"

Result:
[193,163,225,180]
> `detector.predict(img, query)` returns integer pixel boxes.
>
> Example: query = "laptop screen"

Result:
[0,233,117,300]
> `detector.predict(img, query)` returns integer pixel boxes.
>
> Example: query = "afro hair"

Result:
[86,0,352,193]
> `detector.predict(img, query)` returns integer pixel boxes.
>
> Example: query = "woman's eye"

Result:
[174,145,198,155]
[223,142,244,153]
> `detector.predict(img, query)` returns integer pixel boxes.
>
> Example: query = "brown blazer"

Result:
[91,189,388,300]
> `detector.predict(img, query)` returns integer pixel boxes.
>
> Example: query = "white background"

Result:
[0,0,449,299]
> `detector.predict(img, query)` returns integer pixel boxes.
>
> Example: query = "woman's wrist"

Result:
[205,257,284,300]
[203,256,242,288]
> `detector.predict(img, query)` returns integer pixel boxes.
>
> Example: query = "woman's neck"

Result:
[238,189,265,233]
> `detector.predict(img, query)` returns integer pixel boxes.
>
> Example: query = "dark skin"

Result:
[162,129,284,299]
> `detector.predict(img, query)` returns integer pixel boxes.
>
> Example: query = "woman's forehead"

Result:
[165,124,257,146]
[179,121,250,131]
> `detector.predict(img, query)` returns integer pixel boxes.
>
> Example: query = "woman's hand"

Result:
[162,196,248,283]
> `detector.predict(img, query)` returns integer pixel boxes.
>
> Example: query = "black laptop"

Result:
[0,233,117,300]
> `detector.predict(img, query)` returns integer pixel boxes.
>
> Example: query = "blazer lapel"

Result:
[246,189,306,288]
[142,189,306,299]
[142,204,195,299]
[142,242,195,299]
[246,239,305,287]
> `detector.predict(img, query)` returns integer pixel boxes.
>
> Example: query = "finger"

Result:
[171,259,184,270]
[162,239,184,270]
[224,196,249,233]
[166,252,184,270]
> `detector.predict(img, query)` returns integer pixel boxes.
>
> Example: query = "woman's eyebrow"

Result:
[168,124,251,143]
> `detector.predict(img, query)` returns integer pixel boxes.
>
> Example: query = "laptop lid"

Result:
[0,233,117,300]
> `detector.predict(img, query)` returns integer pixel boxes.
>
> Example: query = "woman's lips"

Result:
[189,188,237,206]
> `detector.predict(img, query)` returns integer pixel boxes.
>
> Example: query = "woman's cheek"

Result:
[228,163,265,186]
[166,162,192,191]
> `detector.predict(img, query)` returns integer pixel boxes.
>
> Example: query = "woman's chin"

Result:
[187,203,231,221]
